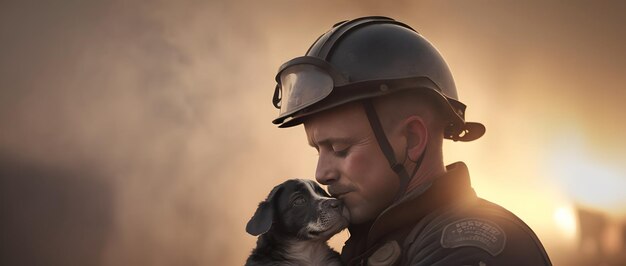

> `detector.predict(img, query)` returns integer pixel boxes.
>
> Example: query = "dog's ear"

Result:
[246,185,283,236]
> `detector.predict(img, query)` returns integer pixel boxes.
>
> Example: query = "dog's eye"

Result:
[293,196,306,206]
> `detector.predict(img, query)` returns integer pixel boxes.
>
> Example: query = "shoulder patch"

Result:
[440,218,506,256]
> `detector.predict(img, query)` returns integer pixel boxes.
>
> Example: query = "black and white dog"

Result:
[245,179,349,266]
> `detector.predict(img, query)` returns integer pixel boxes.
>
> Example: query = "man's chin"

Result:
[341,198,383,225]
[344,207,376,225]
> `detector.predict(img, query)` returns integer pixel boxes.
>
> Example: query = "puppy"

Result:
[245,179,349,266]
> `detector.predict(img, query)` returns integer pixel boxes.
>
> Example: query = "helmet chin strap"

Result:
[362,99,426,202]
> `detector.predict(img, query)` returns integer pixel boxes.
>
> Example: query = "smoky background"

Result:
[1,1,625,265]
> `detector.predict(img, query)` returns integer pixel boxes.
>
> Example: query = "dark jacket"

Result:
[341,162,552,266]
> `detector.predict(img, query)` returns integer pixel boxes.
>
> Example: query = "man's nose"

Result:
[315,153,339,185]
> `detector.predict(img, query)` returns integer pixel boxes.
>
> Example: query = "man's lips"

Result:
[329,190,351,199]
[329,186,354,199]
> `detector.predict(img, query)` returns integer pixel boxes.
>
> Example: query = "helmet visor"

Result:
[277,64,335,117]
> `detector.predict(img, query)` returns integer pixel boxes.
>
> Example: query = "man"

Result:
[271,16,551,265]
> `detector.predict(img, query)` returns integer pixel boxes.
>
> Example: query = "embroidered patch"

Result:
[440,218,506,256]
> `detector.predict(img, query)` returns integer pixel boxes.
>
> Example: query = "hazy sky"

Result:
[1,1,625,265]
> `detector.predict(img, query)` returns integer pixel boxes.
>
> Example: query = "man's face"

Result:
[304,102,401,224]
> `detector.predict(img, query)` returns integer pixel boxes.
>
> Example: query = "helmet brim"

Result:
[274,77,485,142]
[452,122,486,142]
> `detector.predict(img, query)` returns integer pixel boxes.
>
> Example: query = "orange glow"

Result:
[546,132,626,215]
[554,206,578,240]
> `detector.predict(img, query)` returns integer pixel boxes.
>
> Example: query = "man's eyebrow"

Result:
[309,137,353,148]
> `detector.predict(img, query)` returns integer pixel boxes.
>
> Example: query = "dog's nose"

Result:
[324,199,342,209]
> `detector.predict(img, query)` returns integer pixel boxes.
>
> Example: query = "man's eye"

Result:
[293,197,306,206]
[333,147,349,157]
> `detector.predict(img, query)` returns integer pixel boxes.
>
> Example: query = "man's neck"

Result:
[405,148,445,193]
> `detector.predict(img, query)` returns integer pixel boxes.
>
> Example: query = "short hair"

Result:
[373,89,448,136]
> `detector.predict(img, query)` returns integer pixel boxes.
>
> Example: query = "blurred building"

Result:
[574,206,626,266]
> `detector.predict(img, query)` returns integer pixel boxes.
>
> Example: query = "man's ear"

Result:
[404,116,428,161]
[245,185,283,236]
